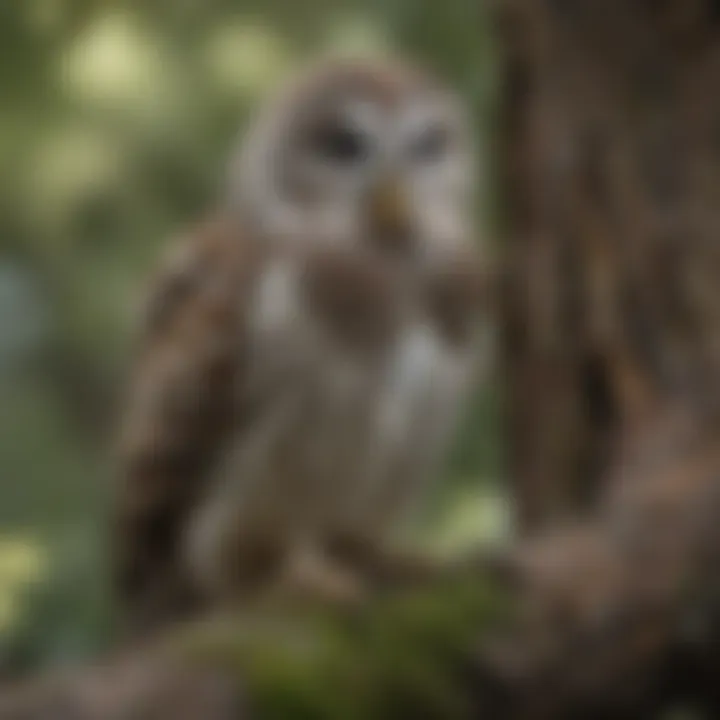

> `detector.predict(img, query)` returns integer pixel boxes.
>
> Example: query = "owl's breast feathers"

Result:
[302,247,491,353]
[302,249,400,351]
[116,215,488,631]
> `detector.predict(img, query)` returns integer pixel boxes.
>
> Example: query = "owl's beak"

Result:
[366,175,412,250]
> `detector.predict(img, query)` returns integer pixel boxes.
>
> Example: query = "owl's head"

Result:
[230,57,476,262]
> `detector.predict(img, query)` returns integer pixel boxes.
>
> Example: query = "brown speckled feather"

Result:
[115,217,261,634]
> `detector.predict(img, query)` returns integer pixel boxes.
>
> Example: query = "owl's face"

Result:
[233,59,475,262]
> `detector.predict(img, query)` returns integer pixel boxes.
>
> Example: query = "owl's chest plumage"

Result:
[186,247,484,587]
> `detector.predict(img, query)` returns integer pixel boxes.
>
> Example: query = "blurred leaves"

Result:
[0,536,46,633]
[0,265,49,370]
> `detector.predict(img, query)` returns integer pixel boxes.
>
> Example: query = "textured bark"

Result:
[499,0,720,532]
[482,396,720,718]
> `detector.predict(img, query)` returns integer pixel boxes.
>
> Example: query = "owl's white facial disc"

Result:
[230,60,475,262]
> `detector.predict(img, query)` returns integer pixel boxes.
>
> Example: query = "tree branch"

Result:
[2,400,719,719]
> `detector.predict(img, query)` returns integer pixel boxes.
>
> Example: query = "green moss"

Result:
[175,576,509,720]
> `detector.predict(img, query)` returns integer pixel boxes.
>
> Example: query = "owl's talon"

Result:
[326,534,450,589]
[262,548,367,609]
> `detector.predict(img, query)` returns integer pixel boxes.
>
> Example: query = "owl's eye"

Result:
[410,124,451,162]
[313,124,369,164]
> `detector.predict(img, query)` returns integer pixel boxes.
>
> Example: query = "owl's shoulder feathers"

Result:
[137,216,259,341]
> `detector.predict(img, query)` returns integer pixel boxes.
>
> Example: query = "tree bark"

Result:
[500,0,720,532]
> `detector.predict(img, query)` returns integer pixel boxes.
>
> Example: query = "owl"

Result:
[115,57,490,634]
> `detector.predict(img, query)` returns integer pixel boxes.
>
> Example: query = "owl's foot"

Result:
[262,545,367,609]
[326,534,449,590]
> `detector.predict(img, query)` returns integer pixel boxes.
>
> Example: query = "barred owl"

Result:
[116,57,490,633]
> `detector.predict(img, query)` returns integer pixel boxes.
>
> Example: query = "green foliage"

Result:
[0,0,500,674]
[179,576,509,720]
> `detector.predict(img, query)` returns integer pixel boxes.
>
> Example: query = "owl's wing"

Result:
[115,217,261,634]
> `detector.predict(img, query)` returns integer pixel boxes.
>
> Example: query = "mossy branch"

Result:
[173,576,509,720]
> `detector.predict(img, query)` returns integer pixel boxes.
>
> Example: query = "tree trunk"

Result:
[500,0,720,532]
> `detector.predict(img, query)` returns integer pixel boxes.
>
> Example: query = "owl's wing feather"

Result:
[115,217,260,634]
